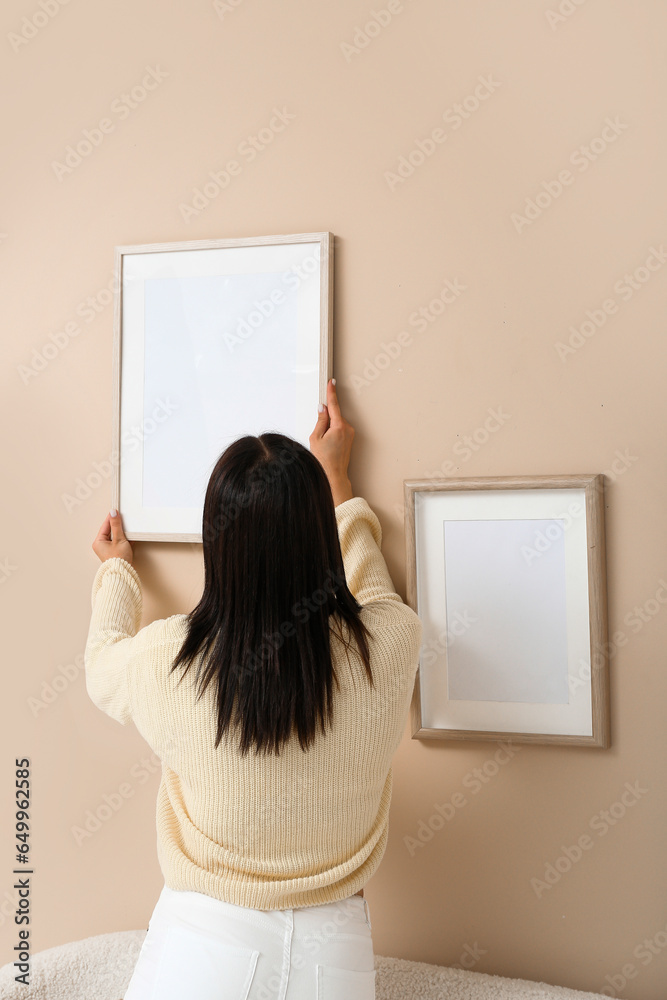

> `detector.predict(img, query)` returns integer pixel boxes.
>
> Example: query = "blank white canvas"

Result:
[142,271,301,509]
[118,240,323,536]
[443,518,569,704]
[414,488,592,736]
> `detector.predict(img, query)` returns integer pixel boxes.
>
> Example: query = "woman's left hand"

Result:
[92,509,134,564]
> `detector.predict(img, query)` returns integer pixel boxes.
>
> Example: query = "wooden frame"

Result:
[111,232,333,542]
[404,474,610,748]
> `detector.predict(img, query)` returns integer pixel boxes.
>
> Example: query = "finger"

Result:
[94,514,112,543]
[326,378,343,424]
[310,401,330,441]
[109,509,126,542]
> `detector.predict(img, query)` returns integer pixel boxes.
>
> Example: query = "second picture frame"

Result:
[404,474,610,748]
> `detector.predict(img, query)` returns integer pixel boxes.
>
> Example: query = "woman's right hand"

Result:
[309,378,355,506]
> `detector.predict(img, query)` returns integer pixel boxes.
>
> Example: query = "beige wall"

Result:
[1,1,665,997]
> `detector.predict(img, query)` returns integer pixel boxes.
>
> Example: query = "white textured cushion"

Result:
[0,929,609,999]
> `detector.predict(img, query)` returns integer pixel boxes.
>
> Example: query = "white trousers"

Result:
[124,884,376,1000]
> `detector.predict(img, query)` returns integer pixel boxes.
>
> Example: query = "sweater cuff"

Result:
[91,557,142,624]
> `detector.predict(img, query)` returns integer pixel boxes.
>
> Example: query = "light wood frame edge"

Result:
[403,474,611,748]
[111,232,334,543]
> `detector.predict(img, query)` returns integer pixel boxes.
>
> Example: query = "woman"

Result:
[86,378,422,999]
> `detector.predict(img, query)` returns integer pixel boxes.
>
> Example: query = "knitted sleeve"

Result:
[84,556,143,726]
[334,496,411,609]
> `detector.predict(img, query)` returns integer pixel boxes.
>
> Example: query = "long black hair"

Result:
[170,432,373,755]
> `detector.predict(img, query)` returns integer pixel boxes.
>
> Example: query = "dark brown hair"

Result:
[170,433,372,755]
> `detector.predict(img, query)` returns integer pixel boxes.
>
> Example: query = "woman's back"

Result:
[89,497,422,909]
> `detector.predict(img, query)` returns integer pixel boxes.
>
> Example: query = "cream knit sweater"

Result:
[84,496,423,910]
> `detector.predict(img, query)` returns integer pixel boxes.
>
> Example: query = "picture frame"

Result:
[404,474,610,748]
[111,232,333,542]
